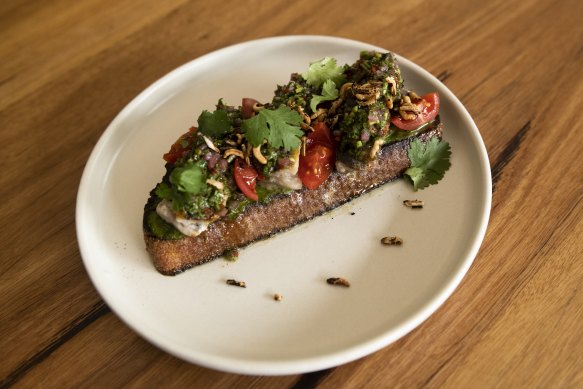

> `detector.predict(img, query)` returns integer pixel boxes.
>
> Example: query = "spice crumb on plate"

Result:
[226,279,246,288]
[381,236,403,245]
[326,277,350,287]
[403,199,424,208]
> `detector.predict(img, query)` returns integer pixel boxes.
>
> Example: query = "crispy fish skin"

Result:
[144,124,442,275]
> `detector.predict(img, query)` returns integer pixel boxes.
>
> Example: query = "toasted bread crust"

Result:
[144,124,442,275]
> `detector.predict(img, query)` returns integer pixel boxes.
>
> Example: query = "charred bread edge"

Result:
[144,123,443,275]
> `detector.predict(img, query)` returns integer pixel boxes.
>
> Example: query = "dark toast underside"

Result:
[144,124,442,275]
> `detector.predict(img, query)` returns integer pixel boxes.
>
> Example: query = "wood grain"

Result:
[1,0,582,387]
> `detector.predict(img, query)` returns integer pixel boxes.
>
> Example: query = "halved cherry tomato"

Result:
[390,92,440,131]
[308,122,335,146]
[298,122,335,190]
[241,98,260,119]
[163,126,198,164]
[233,158,259,201]
[298,144,335,190]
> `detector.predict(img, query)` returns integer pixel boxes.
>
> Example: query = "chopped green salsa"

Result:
[145,50,448,240]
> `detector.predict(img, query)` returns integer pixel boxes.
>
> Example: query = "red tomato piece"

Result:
[241,98,260,119]
[390,92,440,131]
[308,122,334,147]
[298,122,335,190]
[233,158,259,201]
[298,143,334,190]
[163,126,198,164]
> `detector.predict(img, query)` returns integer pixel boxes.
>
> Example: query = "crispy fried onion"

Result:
[295,106,314,131]
[369,138,385,160]
[386,76,397,95]
[398,95,422,120]
[310,108,328,122]
[203,135,220,153]
[351,82,382,106]
[241,143,251,165]
[315,82,355,121]
[224,148,244,159]
[339,82,353,98]
[296,106,311,125]
[206,178,224,191]
[252,145,267,164]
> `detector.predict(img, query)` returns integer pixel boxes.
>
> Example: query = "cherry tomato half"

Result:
[390,92,440,131]
[163,126,198,164]
[308,122,335,147]
[298,122,335,190]
[241,98,260,119]
[298,144,335,190]
[233,158,259,201]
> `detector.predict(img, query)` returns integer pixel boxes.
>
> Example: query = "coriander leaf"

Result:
[197,109,231,138]
[404,138,451,191]
[301,57,345,88]
[403,167,425,189]
[242,113,269,147]
[169,162,208,195]
[242,106,303,151]
[310,79,339,112]
[147,211,184,239]
[155,182,172,199]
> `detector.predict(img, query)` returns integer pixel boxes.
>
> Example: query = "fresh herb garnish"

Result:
[169,162,208,194]
[243,105,303,151]
[154,182,173,201]
[147,211,184,240]
[197,109,231,138]
[310,79,339,112]
[404,138,451,191]
[301,57,345,88]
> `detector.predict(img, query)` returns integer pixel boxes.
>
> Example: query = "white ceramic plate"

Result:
[76,36,491,375]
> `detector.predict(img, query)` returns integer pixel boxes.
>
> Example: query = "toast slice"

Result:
[144,121,442,275]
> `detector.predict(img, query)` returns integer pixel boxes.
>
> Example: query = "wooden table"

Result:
[2,0,582,387]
